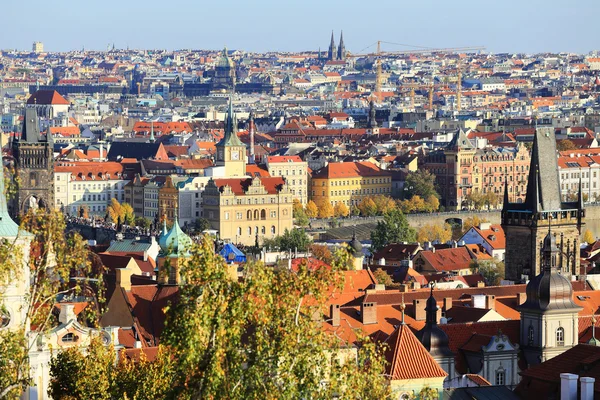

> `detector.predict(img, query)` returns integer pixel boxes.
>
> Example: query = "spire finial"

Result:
[400,293,406,325]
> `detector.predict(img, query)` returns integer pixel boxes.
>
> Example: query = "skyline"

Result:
[3,0,600,54]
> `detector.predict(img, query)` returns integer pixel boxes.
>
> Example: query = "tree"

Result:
[121,203,135,225]
[357,197,377,217]
[584,229,595,245]
[292,199,304,218]
[425,195,440,212]
[0,209,103,397]
[135,216,152,229]
[305,200,318,219]
[106,198,135,225]
[193,217,210,233]
[333,202,350,218]
[159,235,391,399]
[371,195,396,215]
[318,201,334,219]
[399,195,426,214]
[483,191,501,210]
[470,259,505,286]
[417,223,452,244]
[49,339,175,400]
[295,209,309,227]
[462,216,488,235]
[266,228,313,252]
[404,170,439,200]
[464,191,485,210]
[557,139,577,152]
[310,244,333,264]
[371,209,417,251]
[373,268,393,286]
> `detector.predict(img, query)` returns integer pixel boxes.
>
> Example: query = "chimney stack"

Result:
[485,295,496,310]
[116,268,133,291]
[444,297,453,311]
[560,373,578,400]
[581,377,595,400]
[413,299,426,321]
[399,284,408,293]
[58,304,76,324]
[331,304,340,327]
[361,302,377,325]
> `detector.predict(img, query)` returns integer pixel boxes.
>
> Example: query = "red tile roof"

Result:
[27,90,69,105]
[418,247,474,272]
[312,161,390,179]
[266,155,303,163]
[384,324,447,380]
[212,177,285,195]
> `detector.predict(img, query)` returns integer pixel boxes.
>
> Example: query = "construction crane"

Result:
[347,43,484,104]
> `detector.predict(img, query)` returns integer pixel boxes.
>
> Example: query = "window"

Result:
[237,227,242,236]
[61,333,78,344]
[224,212,229,220]
[248,227,252,236]
[271,226,276,235]
[496,369,505,386]
[556,327,565,346]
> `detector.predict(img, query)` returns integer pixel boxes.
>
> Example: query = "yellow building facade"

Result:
[202,177,293,246]
[310,161,392,207]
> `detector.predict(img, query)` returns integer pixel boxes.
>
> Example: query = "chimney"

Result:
[485,295,496,310]
[58,304,76,324]
[444,297,453,311]
[331,304,340,327]
[477,281,486,288]
[399,284,408,293]
[413,299,426,321]
[361,302,377,325]
[517,292,527,305]
[134,340,143,349]
[560,373,578,400]
[411,281,420,290]
[581,377,595,400]
[116,268,133,291]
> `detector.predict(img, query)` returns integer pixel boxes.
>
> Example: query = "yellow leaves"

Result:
[317,201,334,219]
[417,223,453,244]
[333,202,349,218]
[305,200,318,219]
[583,229,595,245]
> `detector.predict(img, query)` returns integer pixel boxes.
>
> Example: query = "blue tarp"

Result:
[220,243,246,264]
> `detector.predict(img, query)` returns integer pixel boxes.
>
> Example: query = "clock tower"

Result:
[216,98,246,177]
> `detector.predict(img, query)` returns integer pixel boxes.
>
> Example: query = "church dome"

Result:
[216,47,234,69]
[348,233,363,255]
[416,289,453,357]
[159,217,192,256]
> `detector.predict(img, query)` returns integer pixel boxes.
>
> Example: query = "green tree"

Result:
[135,216,152,229]
[470,259,505,286]
[194,217,210,233]
[159,236,391,399]
[357,197,378,217]
[371,209,416,251]
[277,228,313,252]
[404,170,439,200]
[295,209,309,227]
[373,268,393,286]
[0,209,103,397]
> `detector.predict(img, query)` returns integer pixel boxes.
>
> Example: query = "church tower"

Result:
[502,126,584,282]
[327,31,337,61]
[337,31,346,61]
[11,108,54,217]
[215,98,247,177]
[519,222,582,367]
[366,100,379,134]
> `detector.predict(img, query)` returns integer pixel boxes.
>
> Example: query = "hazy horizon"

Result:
[3,0,599,55]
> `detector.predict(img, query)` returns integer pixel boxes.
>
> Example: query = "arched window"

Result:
[496,369,505,386]
[247,210,252,220]
[247,227,252,236]
[528,326,534,346]
[254,226,259,235]
[271,226,276,235]
[261,226,266,234]
[61,333,79,344]
[261,209,266,220]
[556,327,565,346]
[254,210,259,220]
[237,227,242,236]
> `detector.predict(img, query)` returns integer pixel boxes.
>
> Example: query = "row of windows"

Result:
[225,209,286,220]
[236,226,277,236]
[316,187,391,197]
[562,171,596,179]
[316,178,391,187]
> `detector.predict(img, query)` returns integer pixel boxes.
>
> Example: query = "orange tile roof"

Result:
[27,90,70,105]
[418,247,473,272]
[266,155,303,163]
[312,161,390,179]
[384,324,447,380]
[213,177,285,195]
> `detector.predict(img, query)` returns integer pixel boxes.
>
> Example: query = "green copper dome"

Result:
[159,215,192,256]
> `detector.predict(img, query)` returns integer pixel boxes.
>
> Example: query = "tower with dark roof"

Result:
[416,288,455,380]
[366,100,379,134]
[337,31,346,61]
[11,108,54,217]
[519,222,582,367]
[327,31,337,61]
[502,126,584,282]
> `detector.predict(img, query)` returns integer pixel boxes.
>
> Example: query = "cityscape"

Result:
[3,4,600,399]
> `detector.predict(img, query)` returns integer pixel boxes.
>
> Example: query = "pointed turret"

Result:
[21,108,42,143]
[416,287,453,358]
[523,127,562,212]
[216,97,244,147]
[503,175,510,208]
[327,31,337,61]
[149,121,155,143]
[337,31,346,61]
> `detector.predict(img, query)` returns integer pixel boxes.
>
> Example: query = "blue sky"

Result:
[3,0,598,54]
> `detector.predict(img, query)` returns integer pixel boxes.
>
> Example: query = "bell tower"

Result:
[12,108,54,217]
[519,221,582,367]
[215,97,247,177]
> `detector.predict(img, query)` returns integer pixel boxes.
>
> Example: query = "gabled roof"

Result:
[384,324,447,380]
[27,90,69,105]
[312,161,390,179]
[212,177,285,195]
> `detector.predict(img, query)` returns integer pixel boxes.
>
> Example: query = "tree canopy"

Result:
[371,209,416,251]
[404,170,439,201]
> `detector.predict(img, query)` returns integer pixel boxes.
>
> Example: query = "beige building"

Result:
[202,177,293,246]
[265,155,308,205]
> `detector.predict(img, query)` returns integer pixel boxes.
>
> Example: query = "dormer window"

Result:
[61,333,79,344]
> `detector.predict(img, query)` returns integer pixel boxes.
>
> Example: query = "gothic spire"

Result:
[149,121,155,143]
[216,97,244,147]
[337,31,346,61]
[523,127,562,212]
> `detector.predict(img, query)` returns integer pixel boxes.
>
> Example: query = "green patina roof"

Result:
[216,97,244,148]
[159,215,192,256]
